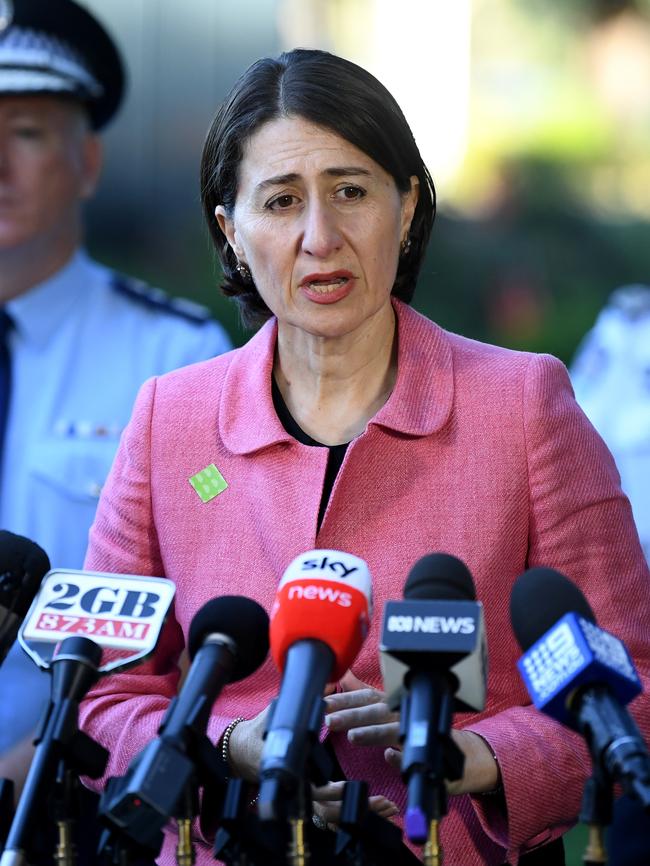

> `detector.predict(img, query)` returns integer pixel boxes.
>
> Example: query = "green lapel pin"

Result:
[189,464,228,503]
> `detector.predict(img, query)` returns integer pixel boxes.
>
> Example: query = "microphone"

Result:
[100,595,270,843]
[379,553,487,844]
[258,549,372,821]
[511,567,650,810]
[0,531,50,665]
[2,569,177,866]
[1,636,108,866]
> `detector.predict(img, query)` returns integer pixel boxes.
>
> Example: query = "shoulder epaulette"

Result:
[110,274,213,324]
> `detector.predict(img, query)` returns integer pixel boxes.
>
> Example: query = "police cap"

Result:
[0,0,124,129]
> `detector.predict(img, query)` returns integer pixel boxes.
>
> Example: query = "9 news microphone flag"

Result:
[511,567,650,810]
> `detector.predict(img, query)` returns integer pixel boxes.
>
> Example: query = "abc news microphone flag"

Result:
[380,553,487,845]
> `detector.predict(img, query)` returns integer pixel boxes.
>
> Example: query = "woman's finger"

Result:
[325,700,398,733]
[384,746,403,770]
[313,793,399,827]
[346,721,400,746]
[324,687,384,713]
[312,780,346,802]
[368,795,400,818]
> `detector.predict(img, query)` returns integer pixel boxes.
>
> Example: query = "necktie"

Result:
[0,308,13,472]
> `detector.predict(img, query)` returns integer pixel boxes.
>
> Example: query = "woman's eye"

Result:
[267,194,297,210]
[336,186,365,201]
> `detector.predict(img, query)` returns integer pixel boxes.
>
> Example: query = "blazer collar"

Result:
[219,299,454,455]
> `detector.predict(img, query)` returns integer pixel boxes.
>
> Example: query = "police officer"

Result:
[0,0,231,776]
[571,284,650,561]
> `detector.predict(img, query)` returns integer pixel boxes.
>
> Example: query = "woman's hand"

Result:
[385,729,500,795]
[324,671,401,747]
[326,671,500,796]
[226,705,270,782]
[312,780,399,827]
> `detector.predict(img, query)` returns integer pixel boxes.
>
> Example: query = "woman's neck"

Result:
[274,305,398,446]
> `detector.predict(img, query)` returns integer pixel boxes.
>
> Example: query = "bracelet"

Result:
[220,716,259,806]
[221,716,246,774]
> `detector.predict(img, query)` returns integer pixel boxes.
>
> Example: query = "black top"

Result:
[271,376,349,532]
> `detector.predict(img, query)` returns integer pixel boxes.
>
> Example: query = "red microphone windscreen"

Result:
[270,549,372,681]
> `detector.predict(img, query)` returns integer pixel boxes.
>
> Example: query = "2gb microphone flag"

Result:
[19,568,175,673]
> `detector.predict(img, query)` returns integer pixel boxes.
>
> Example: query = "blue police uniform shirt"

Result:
[571,286,650,562]
[0,250,232,752]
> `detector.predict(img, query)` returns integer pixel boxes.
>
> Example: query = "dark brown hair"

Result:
[200,48,436,328]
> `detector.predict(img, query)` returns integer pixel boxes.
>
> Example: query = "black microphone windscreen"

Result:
[188,595,269,682]
[0,531,51,615]
[510,567,596,652]
[404,552,476,601]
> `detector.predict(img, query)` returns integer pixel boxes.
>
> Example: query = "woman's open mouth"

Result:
[299,271,355,304]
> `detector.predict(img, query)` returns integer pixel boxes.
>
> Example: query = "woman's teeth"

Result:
[309,278,347,292]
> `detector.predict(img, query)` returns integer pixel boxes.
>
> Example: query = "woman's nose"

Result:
[300,200,343,259]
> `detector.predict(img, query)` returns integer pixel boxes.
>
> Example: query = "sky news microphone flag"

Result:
[259,549,372,821]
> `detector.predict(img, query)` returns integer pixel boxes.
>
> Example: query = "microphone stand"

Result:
[400,672,464,866]
[214,777,307,866]
[334,781,406,866]
[0,636,108,866]
[174,787,197,866]
[580,765,612,866]
[52,761,81,866]
[98,700,228,865]
[96,777,162,866]
[257,670,334,866]
[213,778,258,866]
[287,782,311,866]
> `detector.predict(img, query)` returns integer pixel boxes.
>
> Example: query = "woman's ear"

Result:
[215,205,241,257]
[401,175,420,239]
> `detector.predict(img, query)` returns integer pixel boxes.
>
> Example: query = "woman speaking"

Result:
[80,49,650,865]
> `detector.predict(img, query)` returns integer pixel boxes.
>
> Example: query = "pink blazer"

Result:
[81,300,650,865]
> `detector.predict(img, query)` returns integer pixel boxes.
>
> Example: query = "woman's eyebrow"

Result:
[255,166,373,193]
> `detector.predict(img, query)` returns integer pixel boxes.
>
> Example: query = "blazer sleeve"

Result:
[465,353,650,860]
[78,377,233,788]
[77,376,181,785]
